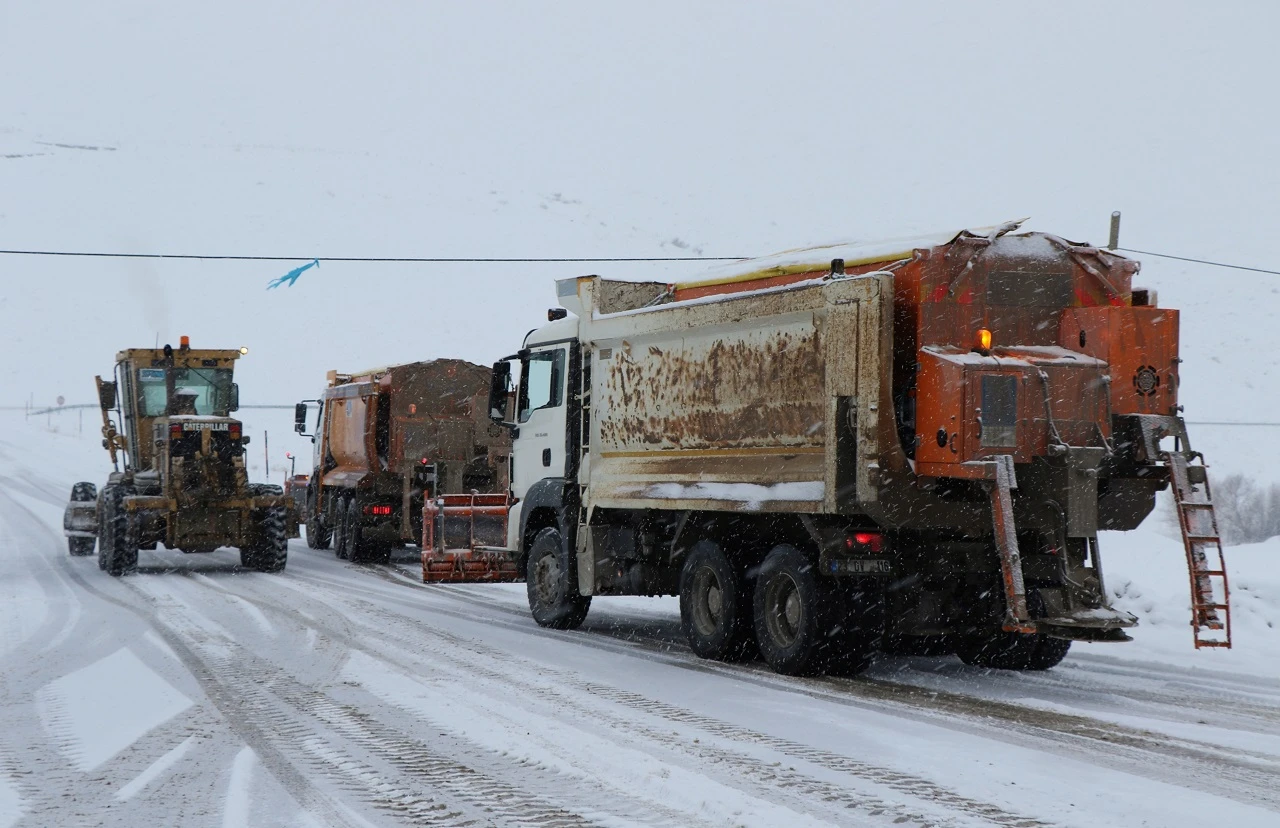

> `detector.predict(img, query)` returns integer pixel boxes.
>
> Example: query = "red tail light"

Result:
[846,532,883,553]
[364,504,392,516]
[169,423,183,438]
[229,424,242,440]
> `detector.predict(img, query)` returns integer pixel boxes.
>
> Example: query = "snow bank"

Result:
[1101,517,1280,677]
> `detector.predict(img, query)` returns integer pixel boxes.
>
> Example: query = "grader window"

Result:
[138,368,168,416]
[171,368,234,416]
[137,367,234,417]
[980,374,1018,447]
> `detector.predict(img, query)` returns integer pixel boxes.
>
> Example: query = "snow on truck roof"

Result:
[674,219,1021,292]
[553,220,1026,321]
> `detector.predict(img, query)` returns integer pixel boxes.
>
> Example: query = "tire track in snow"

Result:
[48,556,376,828]
[254,563,1055,828]
[149,572,729,828]
[344,562,1280,813]
[128,575,616,828]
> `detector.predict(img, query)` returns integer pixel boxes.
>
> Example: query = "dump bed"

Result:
[568,272,893,515]
[321,359,508,494]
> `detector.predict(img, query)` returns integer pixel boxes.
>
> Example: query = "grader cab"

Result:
[62,338,297,575]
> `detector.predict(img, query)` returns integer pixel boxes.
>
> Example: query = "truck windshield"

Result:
[138,367,234,416]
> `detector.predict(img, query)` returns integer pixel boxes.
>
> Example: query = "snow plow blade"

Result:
[421,493,521,583]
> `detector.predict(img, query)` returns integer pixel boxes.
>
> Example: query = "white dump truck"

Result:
[478,226,1225,675]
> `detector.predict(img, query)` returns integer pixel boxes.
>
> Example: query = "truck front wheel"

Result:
[526,527,590,630]
[753,544,830,676]
[680,541,756,662]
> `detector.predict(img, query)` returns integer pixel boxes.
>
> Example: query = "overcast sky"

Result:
[3,1,1278,473]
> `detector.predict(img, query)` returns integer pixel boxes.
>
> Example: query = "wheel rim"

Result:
[764,572,803,648]
[691,565,724,638]
[533,551,562,605]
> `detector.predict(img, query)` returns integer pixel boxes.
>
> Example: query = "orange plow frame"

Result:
[421,493,521,583]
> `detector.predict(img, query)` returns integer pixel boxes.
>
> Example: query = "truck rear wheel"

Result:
[957,631,1071,670]
[680,541,756,662]
[345,498,369,562]
[526,527,590,629]
[305,485,331,550]
[957,590,1072,670]
[753,544,834,676]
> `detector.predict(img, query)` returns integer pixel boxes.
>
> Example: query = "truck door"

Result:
[512,345,568,497]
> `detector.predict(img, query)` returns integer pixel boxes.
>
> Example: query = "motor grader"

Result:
[62,338,297,575]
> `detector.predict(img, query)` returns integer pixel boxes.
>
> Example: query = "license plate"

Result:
[830,559,891,575]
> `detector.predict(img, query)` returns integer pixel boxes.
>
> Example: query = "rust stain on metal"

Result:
[598,323,825,451]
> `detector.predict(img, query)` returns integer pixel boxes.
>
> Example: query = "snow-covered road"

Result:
[3,421,1280,828]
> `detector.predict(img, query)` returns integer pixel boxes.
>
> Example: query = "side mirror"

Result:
[97,379,117,411]
[229,383,240,412]
[294,402,309,434]
[488,360,513,424]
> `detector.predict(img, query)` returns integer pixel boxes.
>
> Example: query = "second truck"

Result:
[295,359,513,572]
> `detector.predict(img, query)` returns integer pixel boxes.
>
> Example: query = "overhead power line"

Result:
[1116,247,1280,277]
[0,244,1276,274]
[0,249,744,263]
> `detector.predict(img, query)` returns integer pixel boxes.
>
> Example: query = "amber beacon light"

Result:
[973,328,993,353]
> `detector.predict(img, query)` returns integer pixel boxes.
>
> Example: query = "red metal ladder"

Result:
[1165,451,1231,649]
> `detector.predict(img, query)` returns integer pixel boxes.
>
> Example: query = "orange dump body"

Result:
[674,229,1179,480]
[643,228,1223,648]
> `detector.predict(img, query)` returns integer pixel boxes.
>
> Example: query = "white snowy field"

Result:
[4,413,1280,828]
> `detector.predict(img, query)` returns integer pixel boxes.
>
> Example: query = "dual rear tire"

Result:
[679,541,756,662]
[682,542,880,677]
[956,590,1072,670]
[332,496,389,564]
